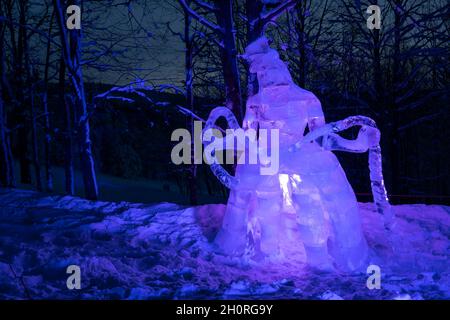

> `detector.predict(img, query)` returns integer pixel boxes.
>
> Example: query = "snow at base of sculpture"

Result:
[203,37,393,272]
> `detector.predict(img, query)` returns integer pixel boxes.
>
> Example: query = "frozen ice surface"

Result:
[0,188,448,300]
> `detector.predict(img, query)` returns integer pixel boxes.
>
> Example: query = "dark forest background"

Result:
[0,0,448,206]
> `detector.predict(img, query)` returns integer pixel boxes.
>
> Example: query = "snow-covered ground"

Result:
[0,188,448,300]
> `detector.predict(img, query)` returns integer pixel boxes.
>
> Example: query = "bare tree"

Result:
[182,1,198,204]
[41,7,55,192]
[0,1,15,187]
[54,0,98,200]
[58,54,75,195]
[178,0,243,121]
[7,0,32,184]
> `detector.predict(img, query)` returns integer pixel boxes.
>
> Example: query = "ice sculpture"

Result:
[204,37,392,272]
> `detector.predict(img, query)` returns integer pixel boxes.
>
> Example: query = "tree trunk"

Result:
[22,0,42,192]
[388,0,402,196]
[30,84,42,191]
[16,0,31,184]
[59,57,74,195]
[55,0,98,199]
[184,6,197,205]
[245,0,263,97]
[42,89,53,192]
[295,1,307,88]
[0,12,15,187]
[42,9,55,192]
[215,0,243,122]
[70,29,98,200]
[0,96,14,187]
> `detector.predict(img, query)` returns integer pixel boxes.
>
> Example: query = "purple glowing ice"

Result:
[204,37,392,272]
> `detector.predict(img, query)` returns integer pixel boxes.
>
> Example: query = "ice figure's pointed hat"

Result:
[242,36,291,86]
[243,36,280,71]
[243,36,271,59]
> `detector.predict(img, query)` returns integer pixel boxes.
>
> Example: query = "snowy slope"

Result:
[0,188,448,300]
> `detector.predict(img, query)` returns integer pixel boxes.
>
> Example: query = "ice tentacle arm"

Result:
[291,115,394,230]
[203,107,241,189]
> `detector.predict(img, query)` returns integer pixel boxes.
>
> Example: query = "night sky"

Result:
[83,0,186,86]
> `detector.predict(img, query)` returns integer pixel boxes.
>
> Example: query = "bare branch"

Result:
[260,0,296,26]
[192,0,217,12]
[178,0,223,34]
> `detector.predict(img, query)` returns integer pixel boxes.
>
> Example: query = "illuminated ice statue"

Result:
[204,37,392,271]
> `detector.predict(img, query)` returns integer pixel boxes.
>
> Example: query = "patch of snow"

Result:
[224,281,253,297]
[393,293,411,300]
[0,188,448,299]
[319,290,344,300]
